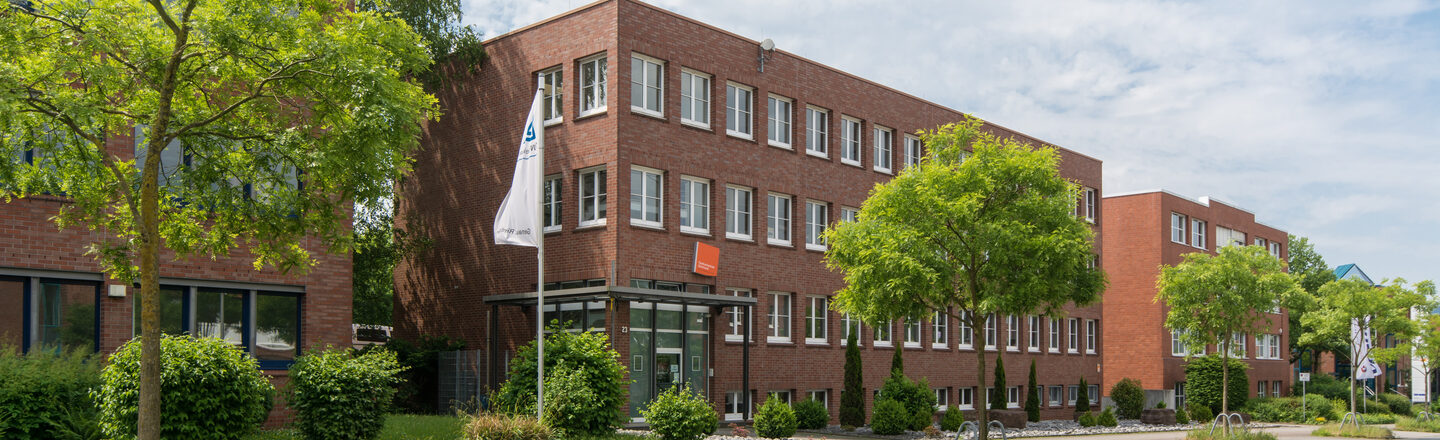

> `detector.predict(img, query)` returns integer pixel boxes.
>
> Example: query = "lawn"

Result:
[246,414,465,440]
[1311,423,1396,439]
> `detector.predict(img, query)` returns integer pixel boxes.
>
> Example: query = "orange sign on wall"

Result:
[693,242,718,277]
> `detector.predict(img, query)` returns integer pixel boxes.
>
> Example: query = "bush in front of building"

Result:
[840,332,866,427]
[289,347,404,440]
[871,399,911,435]
[1188,405,1212,424]
[876,373,936,430]
[463,412,551,440]
[1110,378,1145,419]
[990,356,1007,410]
[1075,378,1091,413]
[793,398,829,430]
[1293,373,1349,402]
[0,347,103,439]
[1077,411,1097,427]
[940,408,965,431]
[94,335,274,440]
[1026,360,1041,422]
[1176,406,1191,424]
[641,384,716,440]
[754,395,797,438]
[494,325,626,436]
[1244,395,1338,424]
[1378,393,1412,416]
[1098,407,1119,427]
[1183,355,1249,415]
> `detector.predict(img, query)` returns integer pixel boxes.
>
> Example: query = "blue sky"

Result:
[461,0,1440,284]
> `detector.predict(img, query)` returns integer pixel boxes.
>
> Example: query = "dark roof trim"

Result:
[484,285,757,307]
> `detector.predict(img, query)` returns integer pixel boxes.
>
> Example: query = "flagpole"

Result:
[535,79,547,420]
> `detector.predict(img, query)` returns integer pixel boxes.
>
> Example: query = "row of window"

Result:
[722,384,1099,420]
[1170,330,1283,360]
[1169,212,1283,257]
[1256,380,1285,398]
[725,289,1099,353]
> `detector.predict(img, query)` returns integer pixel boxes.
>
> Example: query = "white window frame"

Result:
[1028,315,1041,352]
[767,292,792,343]
[1270,334,1281,359]
[984,313,997,351]
[1086,319,1097,354]
[958,311,973,349]
[629,166,663,228]
[1089,385,1099,404]
[769,390,792,405]
[543,175,562,232]
[1082,187,1097,223]
[767,192,792,246]
[578,166,607,227]
[873,125,893,173]
[1171,330,1188,357]
[1049,318,1061,353]
[958,387,975,410]
[1049,385,1062,407]
[726,82,753,139]
[724,390,745,421]
[934,388,950,411]
[726,288,752,342]
[1270,242,1282,257]
[873,321,892,347]
[806,106,829,157]
[840,206,859,223]
[1192,219,1207,249]
[578,54,607,117]
[904,318,922,348]
[679,69,711,128]
[1007,386,1021,409]
[842,313,861,341]
[805,296,828,345]
[805,200,828,251]
[1068,385,1079,405]
[1006,314,1019,352]
[679,176,710,235]
[1067,318,1079,353]
[840,116,862,166]
[1231,332,1247,358]
[767,94,793,149]
[1273,381,1282,398]
[1256,333,1272,359]
[1171,213,1187,244]
[725,185,753,240]
[903,135,922,169]
[932,311,948,349]
[629,53,664,117]
[808,390,828,409]
[539,67,563,125]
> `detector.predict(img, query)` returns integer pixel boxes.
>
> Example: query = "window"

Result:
[1089,385,1099,404]
[958,311,973,348]
[1176,382,1187,410]
[1007,386,1021,409]
[767,95,792,148]
[680,177,709,234]
[767,193,791,246]
[1269,334,1281,359]
[1273,381,1282,398]
[4,278,99,354]
[1230,332,1247,358]
[726,83,753,137]
[805,296,828,344]
[805,200,828,250]
[1170,213,1187,243]
[1269,242,1282,257]
[543,175,562,232]
[1028,316,1041,352]
[767,292,792,342]
[133,126,185,187]
[119,284,300,368]
[132,286,186,337]
[1257,381,1266,397]
[1172,330,1188,357]
[809,390,828,409]
[630,167,662,227]
[840,207,859,223]
[630,54,663,116]
[579,55,607,116]
[724,391,746,421]
[935,388,950,410]
[539,68,563,123]
[1067,318,1079,353]
[903,135,922,169]
[1257,334,1281,359]
[873,126,893,173]
[1005,314,1019,351]
[1191,219,1207,248]
[1254,237,1267,248]
[1049,318,1061,352]
[1086,319,1097,353]
[726,289,751,342]
[984,313,997,350]
[932,311,948,349]
[725,185,753,239]
[579,167,607,227]
[1081,187,1097,222]
[842,313,861,341]
[958,387,974,410]
[806,106,829,156]
[1049,386,1063,407]
[1217,226,1245,248]
[768,390,792,405]
[873,321,892,346]
[904,318,922,348]
[1068,385,1079,405]
[680,69,710,127]
[840,116,862,166]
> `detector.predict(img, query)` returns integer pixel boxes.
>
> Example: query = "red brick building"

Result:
[2,131,353,424]
[1100,190,1290,409]
[394,0,1106,423]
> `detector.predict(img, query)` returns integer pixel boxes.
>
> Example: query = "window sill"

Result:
[577,220,607,230]
[725,233,755,243]
[1068,350,1079,354]
[577,108,607,119]
[766,337,793,345]
[1006,348,1019,352]
[874,342,893,348]
[805,244,827,252]
[841,159,862,168]
[1085,218,1096,225]
[1086,350,1097,355]
[543,118,564,127]
[904,343,921,349]
[768,140,793,150]
[544,226,562,234]
[1050,349,1061,353]
[631,107,665,120]
[631,220,664,230]
[959,406,975,411]
[985,347,997,352]
[767,240,793,248]
[680,228,711,237]
[726,131,754,141]
[1028,348,1040,353]
[805,149,828,159]
[681,120,712,131]
[932,344,948,350]
[805,339,827,346]
[874,167,893,175]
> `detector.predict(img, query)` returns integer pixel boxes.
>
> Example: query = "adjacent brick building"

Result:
[394,0,1106,423]
[1100,190,1291,409]
[2,131,353,424]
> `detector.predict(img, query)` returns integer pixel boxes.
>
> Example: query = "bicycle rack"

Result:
[955,420,1007,440]
[1207,412,1247,436]
[1339,412,1364,430]
[1418,411,1435,422]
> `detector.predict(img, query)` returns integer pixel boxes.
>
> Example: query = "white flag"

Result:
[494,89,545,247]
[1353,317,1383,380]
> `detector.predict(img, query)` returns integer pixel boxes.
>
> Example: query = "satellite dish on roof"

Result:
[760,38,775,51]
[757,39,776,72]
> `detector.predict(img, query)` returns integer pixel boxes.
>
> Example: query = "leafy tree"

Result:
[825,117,1105,440]
[891,344,904,376]
[1183,355,1248,416]
[351,208,429,325]
[990,355,1007,410]
[0,2,437,438]
[1157,245,1302,423]
[840,332,865,427]
[1299,277,1434,417]
[356,0,484,85]
[1025,359,1040,422]
[1287,235,1337,366]
[1411,314,1440,414]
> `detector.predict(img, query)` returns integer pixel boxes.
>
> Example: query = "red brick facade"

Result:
[1100,190,1292,407]
[394,0,1105,422]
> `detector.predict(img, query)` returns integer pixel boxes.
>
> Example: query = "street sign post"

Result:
[1300,372,1311,419]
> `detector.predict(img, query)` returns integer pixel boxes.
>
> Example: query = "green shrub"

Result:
[891,346,904,375]
[1184,355,1249,414]
[1176,406,1190,424]
[541,366,603,438]
[1379,393,1412,416]
[1362,412,1397,424]
[1078,411,1097,427]
[641,384,717,440]
[1098,408,1119,427]
[1025,360,1040,422]
[1076,378,1091,413]
[1158,401,1167,409]
[1295,374,1351,403]
[1246,396,1340,424]
[876,374,935,431]
[494,326,626,436]
[1111,378,1145,419]
[368,335,465,413]
[754,395,797,438]
[1304,394,1339,421]
[840,333,865,427]
[990,357,1007,410]
[871,399,910,435]
[940,409,964,432]
[793,399,828,430]
[0,347,103,439]
[94,335,273,440]
[1360,398,1392,415]
[1189,405,1213,424]
[463,413,551,440]
[289,348,403,440]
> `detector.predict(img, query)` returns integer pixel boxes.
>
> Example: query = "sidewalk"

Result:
[732,424,1440,440]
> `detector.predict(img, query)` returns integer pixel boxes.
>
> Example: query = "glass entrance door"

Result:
[627,302,711,420]
[655,351,682,394]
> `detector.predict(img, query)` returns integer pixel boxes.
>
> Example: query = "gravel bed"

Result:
[621,420,1280,440]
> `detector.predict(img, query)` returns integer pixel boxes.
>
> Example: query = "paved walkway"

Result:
[769,424,1440,440]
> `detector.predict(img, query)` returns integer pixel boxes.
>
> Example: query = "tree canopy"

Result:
[1285,235,1336,364]
[1299,277,1433,414]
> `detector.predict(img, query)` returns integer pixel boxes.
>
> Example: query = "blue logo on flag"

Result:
[524,121,537,143]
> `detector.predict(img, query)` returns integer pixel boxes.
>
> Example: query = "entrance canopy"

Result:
[482,284,757,308]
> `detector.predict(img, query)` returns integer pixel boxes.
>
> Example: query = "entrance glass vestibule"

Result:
[627,302,709,419]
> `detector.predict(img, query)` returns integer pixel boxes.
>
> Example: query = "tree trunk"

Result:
[975,313,990,440]
[1222,337,1231,434]
[138,133,162,440]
